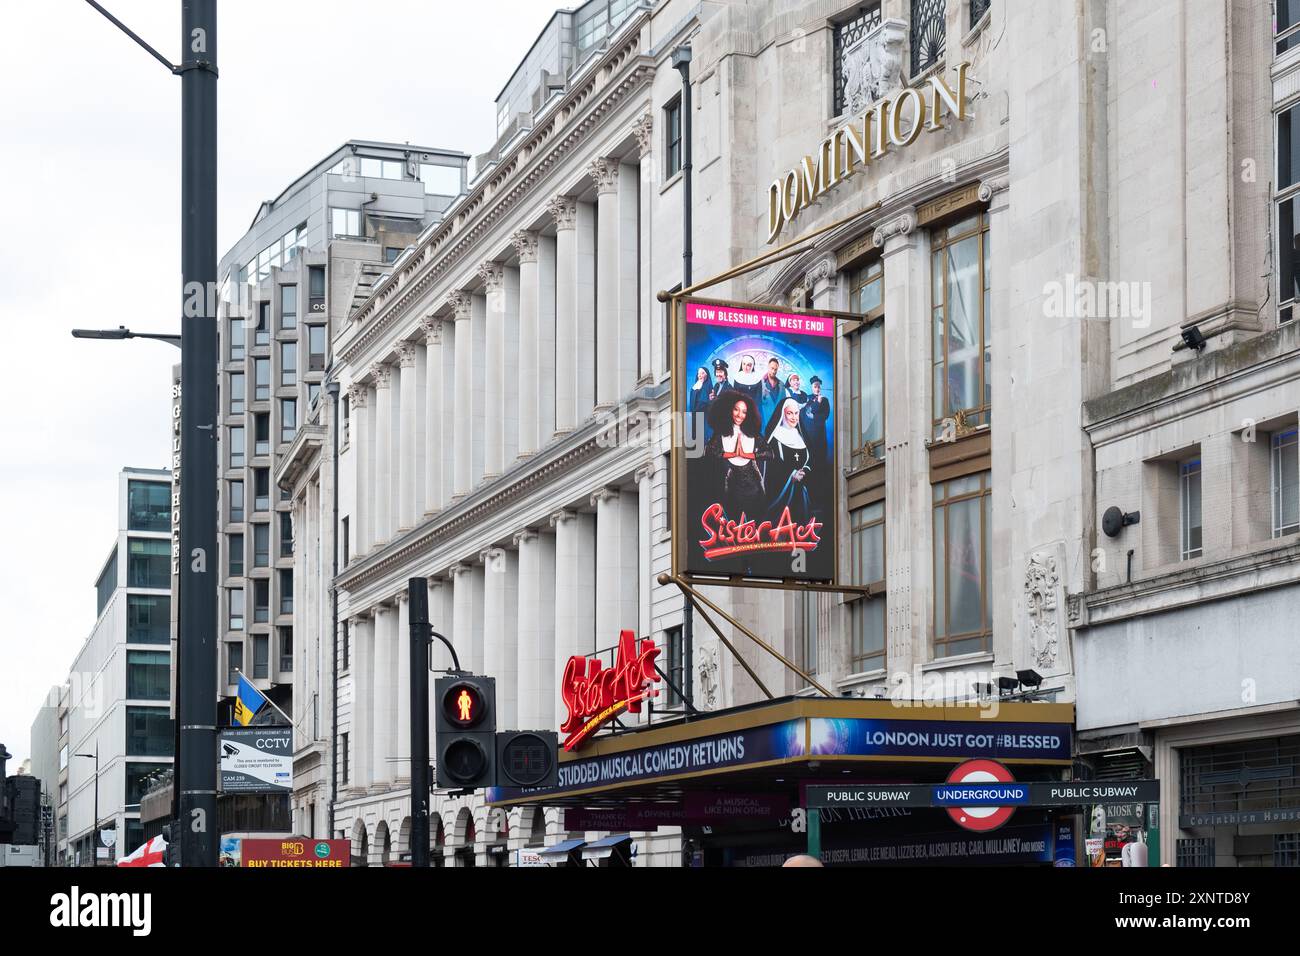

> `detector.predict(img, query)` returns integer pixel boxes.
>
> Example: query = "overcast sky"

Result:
[0,0,556,767]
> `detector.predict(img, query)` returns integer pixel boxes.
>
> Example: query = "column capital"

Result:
[346,383,368,408]
[872,206,917,249]
[632,112,654,157]
[397,343,419,368]
[634,462,656,485]
[803,253,838,291]
[978,174,1010,204]
[549,508,578,529]
[371,364,393,389]
[448,562,474,579]
[420,315,443,344]
[546,195,578,231]
[445,290,474,320]
[590,486,621,508]
[349,609,373,623]
[512,527,540,548]
[478,261,505,293]
[587,157,619,195]
[511,230,540,264]
[478,546,508,568]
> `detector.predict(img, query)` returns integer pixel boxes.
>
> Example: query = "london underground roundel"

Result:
[944,759,1017,833]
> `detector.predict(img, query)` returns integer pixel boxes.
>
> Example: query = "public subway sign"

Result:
[560,629,661,752]
[766,62,972,243]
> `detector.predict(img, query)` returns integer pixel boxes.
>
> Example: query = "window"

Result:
[664,97,682,178]
[256,303,270,345]
[96,551,117,614]
[1180,457,1203,560]
[280,512,294,556]
[279,569,294,615]
[255,412,270,456]
[419,163,461,196]
[230,317,245,360]
[308,266,326,314]
[281,398,297,442]
[59,745,68,771]
[229,426,246,468]
[798,593,820,680]
[127,538,170,589]
[1277,105,1300,323]
[229,371,245,415]
[128,480,170,532]
[384,246,402,264]
[125,763,169,806]
[229,588,245,630]
[1273,429,1300,537]
[330,207,361,238]
[970,0,991,30]
[279,627,294,672]
[253,635,269,679]
[933,473,992,658]
[228,533,244,577]
[308,383,321,407]
[308,325,326,370]
[341,620,350,671]
[832,4,883,116]
[229,480,245,522]
[254,578,269,623]
[341,732,349,784]
[360,157,403,179]
[281,342,297,386]
[125,707,172,756]
[342,516,350,568]
[127,594,170,644]
[931,213,991,437]
[227,641,243,684]
[254,468,270,512]
[1278,0,1300,56]
[253,523,269,567]
[911,0,946,77]
[279,284,297,329]
[342,396,351,445]
[664,626,684,705]
[255,358,270,400]
[849,261,885,465]
[127,650,170,700]
[850,503,886,670]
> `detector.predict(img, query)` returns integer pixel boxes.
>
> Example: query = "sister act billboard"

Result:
[675,299,837,581]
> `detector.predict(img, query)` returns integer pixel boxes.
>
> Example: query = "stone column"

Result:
[514,230,541,458]
[372,365,393,545]
[348,384,370,555]
[471,293,487,485]
[635,463,654,641]
[396,592,410,784]
[440,312,457,508]
[592,486,639,645]
[428,576,453,748]
[874,208,923,678]
[388,358,403,537]
[548,196,579,435]
[450,562,485,675]
[480,261,506,480]
[398,343,419,531]
[449,292,474,499]
[422,317,443,515]
[632,112,654,384]
[616,160,639,398]
[350,613,373,790]
[551,508,596,691]
[590,158,620,410]
[514,528,556,730]
[481,546,519,730]
[371,602,395,787]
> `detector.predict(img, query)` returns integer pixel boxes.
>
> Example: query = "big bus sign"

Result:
[560,630,661,752]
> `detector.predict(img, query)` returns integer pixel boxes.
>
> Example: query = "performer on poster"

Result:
[688,365,711,442]
[801,375,831,466]
[705,390,768,523]
[759,357,784,427]
[783,372,809,405]
[763,398,814,524]
[708,358,733,400]
[735,354,763,403]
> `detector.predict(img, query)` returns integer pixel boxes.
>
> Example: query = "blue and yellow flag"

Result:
[233,672,267,727]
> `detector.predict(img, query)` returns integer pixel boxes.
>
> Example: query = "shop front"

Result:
[489,697,1077,867]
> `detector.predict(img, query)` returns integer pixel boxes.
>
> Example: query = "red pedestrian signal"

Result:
[443,681,486,729]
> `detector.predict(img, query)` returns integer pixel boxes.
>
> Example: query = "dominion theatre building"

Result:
[284,0,1300,866]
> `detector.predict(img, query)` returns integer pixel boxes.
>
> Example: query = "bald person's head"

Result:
[782,854,824,868]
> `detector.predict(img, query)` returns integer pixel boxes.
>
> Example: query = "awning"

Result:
[581,834,633,862]
[537,838,586,858]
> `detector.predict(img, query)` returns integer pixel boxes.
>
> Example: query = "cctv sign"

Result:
[220,727,293,793]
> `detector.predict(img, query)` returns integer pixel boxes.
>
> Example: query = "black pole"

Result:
[407,577,431,868]
[93,746,99,867]
[178,0,219,868]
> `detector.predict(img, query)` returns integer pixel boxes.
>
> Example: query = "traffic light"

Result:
[434,675,496,789]
[496,731,558,789]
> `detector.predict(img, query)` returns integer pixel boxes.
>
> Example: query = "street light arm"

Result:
[71,327,182,349]
[131,332,183,348]
[83,0,179,74]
